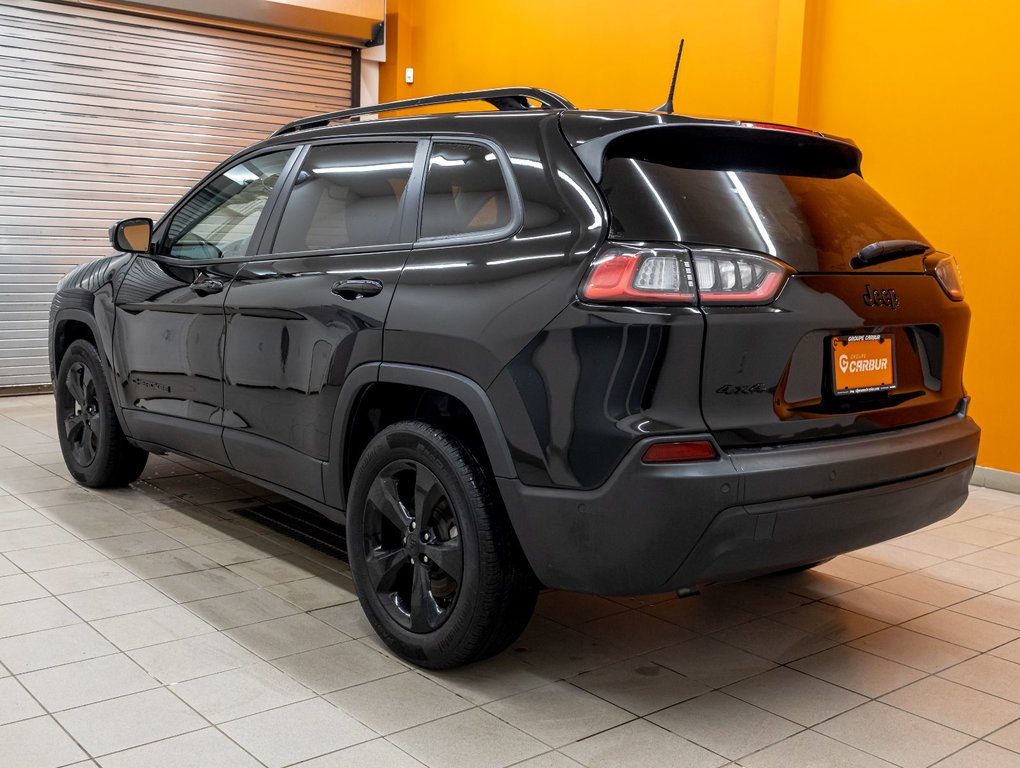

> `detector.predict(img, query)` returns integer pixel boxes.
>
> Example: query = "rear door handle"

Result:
[332,277,384,300]
[190,277,224,295]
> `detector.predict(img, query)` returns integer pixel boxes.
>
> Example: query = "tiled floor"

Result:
[0,394,1018,768]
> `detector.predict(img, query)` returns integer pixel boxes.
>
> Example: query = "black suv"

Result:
[50,87,980,668]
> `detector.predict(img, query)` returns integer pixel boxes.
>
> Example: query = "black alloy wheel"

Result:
[347,421,538,669]
[61,361,100,467]
[54,339,148,488]
[363,459,464,633]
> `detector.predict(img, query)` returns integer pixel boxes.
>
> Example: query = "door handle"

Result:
[332,277,384,300]
[190,277,224,296]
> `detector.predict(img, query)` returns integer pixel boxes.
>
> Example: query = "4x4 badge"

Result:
[862,284,900,309]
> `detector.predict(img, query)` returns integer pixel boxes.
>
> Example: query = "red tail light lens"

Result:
[925,253,964,300]
[580,244,788,306]
[642,440,718,463]
[581,246,696,303]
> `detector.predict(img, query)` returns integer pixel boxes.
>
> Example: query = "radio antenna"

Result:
[653,38,685,114]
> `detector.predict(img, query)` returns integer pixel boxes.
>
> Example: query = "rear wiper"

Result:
[851,239,930,269]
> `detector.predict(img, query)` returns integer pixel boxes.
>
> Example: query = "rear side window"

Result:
[420,142,511,239]
[600,132,926,272]
[273,142,417,253]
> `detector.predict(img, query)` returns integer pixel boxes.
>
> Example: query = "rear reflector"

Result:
[926,253,965,300]
[641,440,718,463]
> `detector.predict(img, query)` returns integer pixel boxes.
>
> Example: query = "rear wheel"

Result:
[55,339,148,487]
[347,420,537,669]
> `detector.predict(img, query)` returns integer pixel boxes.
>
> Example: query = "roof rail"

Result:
[272,87,575,137]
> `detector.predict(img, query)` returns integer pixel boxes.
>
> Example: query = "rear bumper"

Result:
[498,414,980,595]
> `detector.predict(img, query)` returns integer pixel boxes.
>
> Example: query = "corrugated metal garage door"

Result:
[0,0,354,387]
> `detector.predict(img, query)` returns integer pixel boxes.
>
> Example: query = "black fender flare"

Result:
[323,362,518,510]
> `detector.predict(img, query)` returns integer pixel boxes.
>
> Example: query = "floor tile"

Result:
[0,623,116,673]
[328,670,471,734]
[221,697,376,768]
[0,573,48,604]
[126,632,259,683]
[848,626,977,673]
[56,687,205,756]
[872,572,979,607]
[510,627,631,678]
[191,536,288,567]
[951,594,1020,630]
[646,636,777,690]
[880,675,1020,737]
[722,666,866,727]
[483,681,632,748]
[0,715,87,768]
[0,508,48,533]
[570,657,709,716]
[769,601,888,643]
[309,603,375,639]
[576,610,693,655]
[560,719,724,768]
[711,617,839,664]
[0,677,45,725]
[92,605,215,650]
[535,592,627,627]
[184,588,301,630]
[424,653,554,705]
[115,548,219,579]
[19,653,159,711]
[822,586,935,624]
[172,660,313,723]
[266,575,359,611]
[0,524,78,554]
[903,609,1020,651]
[296,738,427,768]
[273,640,405,694]
[647,691,800,760]
[147,567,257,602]
[988,718,1020,751]
[31,560,137,595]
[95,727,264,768]
[736,729,897,768]
[814,555,904,585]
[225,613,349,660]
[789,645,926,697]
[39,502,152,540]
[59,580,173,621]
[815,701,973,768]
[88,530,182,559]
[939,654,1020,703]
[228,554,330,587]
[642,596,757,634]
[389,708,546,768]
[6,541,106,572]
[932,741,1020,768]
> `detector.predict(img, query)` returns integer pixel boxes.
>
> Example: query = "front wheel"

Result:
[55,339,148,487]
[347,421,537,669]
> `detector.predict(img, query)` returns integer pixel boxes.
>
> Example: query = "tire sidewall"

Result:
[55,340,117,485]
[348,423,487,666]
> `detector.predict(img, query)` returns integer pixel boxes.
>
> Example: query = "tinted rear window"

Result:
[601,156,926,272]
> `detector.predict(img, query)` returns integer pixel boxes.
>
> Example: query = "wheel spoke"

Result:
[367,474,411,531]
[81,364,94,396]
[365,546,407,593]
[410,562,443,632]
[423,540,462,581]
[79,424,96,465]
[64,412,85,441]
[65,365,85,405]
[412,465,443,531]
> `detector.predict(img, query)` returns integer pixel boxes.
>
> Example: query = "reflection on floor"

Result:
[0,394,1019,768]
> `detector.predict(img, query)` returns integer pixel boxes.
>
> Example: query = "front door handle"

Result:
[190,276,224,296]
[332,277,384,300]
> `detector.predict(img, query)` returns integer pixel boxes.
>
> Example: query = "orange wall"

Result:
[380,0,1019,473]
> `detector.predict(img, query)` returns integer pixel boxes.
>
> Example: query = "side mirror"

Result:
[109,217,153,253]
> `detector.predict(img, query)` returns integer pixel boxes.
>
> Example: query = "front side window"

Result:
[272,142,417,253]
[420,142,512,239]
[164,151,291,260]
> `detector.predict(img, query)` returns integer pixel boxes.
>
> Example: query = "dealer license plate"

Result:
[831,334,896,396]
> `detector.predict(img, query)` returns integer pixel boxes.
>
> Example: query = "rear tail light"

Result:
[580,243,788,306]
[925,253,964,300]
[642,440,718,463]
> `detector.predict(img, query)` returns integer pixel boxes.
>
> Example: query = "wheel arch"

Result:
[324,363,518,511]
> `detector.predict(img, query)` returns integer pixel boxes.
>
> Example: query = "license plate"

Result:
[831,334,896,396]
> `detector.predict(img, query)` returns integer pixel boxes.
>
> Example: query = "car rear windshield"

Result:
[600,140,926,272]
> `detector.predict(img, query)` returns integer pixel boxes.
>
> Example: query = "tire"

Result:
[54,339,148,488]
[347,420,538,669]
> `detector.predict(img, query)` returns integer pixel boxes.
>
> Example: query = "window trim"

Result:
[261,136,428,259]
[149,145,302,267]
[413,136,523,249]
